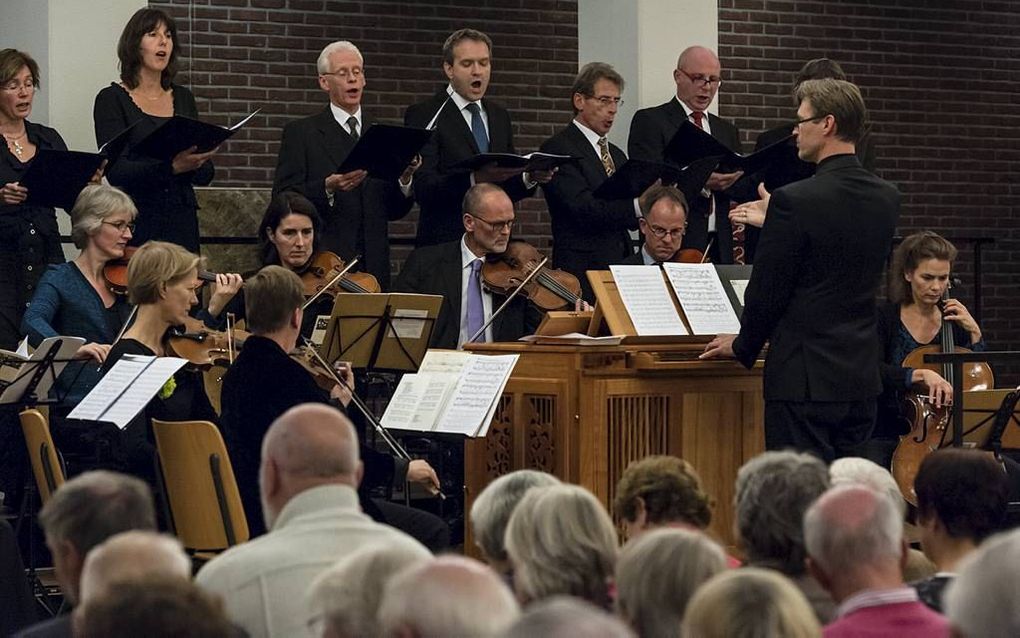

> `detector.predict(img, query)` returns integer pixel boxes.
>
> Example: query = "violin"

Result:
[166,316,250,368]
[103,246,224,295]
[481,240,582,310]
[672,248,709,264]
[289,343,351,392]
[891,288,994,505]
[299,251,381,298]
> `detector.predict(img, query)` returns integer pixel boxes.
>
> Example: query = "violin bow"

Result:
[302,256,360,310]
[466,255,549,347]
[701,237,714,264]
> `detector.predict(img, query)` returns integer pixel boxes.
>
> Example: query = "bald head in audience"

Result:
[378,555,519,638]
[259,403,363,530]
[505,597,635,638]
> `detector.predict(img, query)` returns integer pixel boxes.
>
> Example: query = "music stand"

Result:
[924,351,1020,447]
[0,336,86,407]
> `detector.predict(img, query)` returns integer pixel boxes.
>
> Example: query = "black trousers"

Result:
[765,399,877,463]
[373,498,450,553]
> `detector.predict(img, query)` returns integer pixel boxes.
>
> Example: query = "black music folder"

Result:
[21,149,104,210]
[337,124,433,180]
[97,120,140,168]
[132,109,260,161]
[453,151,578,173]
[593,156,719,203]
[665,120,792,174]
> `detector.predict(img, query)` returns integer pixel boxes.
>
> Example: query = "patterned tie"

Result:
[347,116,359,142]
[466,103,489,153]
[598,137,615,176]
[691,111,705,129]
[465,259,485,342]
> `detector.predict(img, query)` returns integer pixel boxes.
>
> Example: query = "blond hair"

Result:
[126,241,199,306]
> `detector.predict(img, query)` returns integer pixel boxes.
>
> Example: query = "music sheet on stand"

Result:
[68,355,187,429]
[663,263,741,334]
[436,354,519,437]
[380,372,460,432]
[609,265,688,336]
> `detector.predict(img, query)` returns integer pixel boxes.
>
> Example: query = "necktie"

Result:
[691,111,705,129]
[598,137,615,176]
[692,110,718,256]
[347,116,359,142]
[466,103,489,153]
[465,259,485,342]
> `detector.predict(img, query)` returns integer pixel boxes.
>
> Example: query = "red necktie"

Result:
[691,111,705,129]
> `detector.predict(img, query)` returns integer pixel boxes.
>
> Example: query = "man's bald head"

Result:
[78,531,191,608]
[677,45,719,70]
[804,485,903,577]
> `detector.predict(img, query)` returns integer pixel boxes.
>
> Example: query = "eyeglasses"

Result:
[585,95,624,107]
[794,114,828,128]
[468,213,514,232]
[102,220,136,233]
[2,80,37,93]
[321,67,363,80]
[647,224,686,240]
[677,69,722,88]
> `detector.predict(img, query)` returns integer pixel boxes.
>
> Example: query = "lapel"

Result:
[437,97,478,155]
[439,240,465,321]
[663,98,688,136]
[481,98,508,152]
[313,108,356,168]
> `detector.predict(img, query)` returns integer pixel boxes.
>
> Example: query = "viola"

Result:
[672,248,709,264]
[299,251,380,298]
[166,316,250,369]
[103,246,223,296]
[481,240,582,311]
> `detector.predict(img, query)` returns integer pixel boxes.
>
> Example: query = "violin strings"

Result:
[536,271,579,304]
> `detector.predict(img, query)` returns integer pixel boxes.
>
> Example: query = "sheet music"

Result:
[68,355,187,429]
[381,372,460,431]
[310,314,331,346]
[609,265,688,336]
[418,349,472,375]
[388,309,429,340]
[663,263,741,335]
[0,336,86,404]
[436,354,518,437]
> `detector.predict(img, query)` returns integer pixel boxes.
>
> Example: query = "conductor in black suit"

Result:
[702,79,900,462]
[273,41,418,289]
[540,62,649,301]
[628,46,744,264]
[619,185,690,266]
[404,29,552,247]
[393,183,541,350]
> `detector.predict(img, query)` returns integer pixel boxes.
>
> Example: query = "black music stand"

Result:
[924,351,1020,447]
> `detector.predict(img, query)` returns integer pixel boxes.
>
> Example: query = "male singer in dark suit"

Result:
[404,29,552,247]
[540,62,648,301]
[628,46,744,264]
[273,41,418,289]
[393,183,541,350]
[702,79,900,463]
[618,184,690,265]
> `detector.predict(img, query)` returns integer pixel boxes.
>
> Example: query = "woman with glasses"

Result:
[94,8,216,253]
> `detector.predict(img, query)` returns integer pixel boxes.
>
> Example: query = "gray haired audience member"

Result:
[804,485,949,636]
[681,568,821,638]
[76,531,191,610]
[944,527,1020,638]
[504,484,618,608]
[306,542,430,638]
[505,596,635,638]
[377,555,519,638]
[734,450,834,622]
[469,469,561,574]
[78,577,234,638]
[615,528,726,638]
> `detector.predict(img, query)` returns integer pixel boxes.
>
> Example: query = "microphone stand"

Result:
[465,256,548,347]
[302,256,359,311]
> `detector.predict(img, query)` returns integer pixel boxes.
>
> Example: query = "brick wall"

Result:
[150,0,579,268]
[719,0,1020,379]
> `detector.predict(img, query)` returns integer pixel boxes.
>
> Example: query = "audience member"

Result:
[804,485,949,637]
[943,527,1020,638]
[682,568,821,638]
[504,596,636,638]
[196,403,427,637]
[504,484,618,608]
[734,450,834,622]
[910,448,1009,612]
[615,528,726,638]
[469,469,561,577]
[305,542,429,638]
[76,531,191,610]
[377,555,519,638]
[79,577,235,638]
[15,471,155,638]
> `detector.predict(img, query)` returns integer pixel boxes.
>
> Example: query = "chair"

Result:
[152,419,249,554]
[18,409,65,505]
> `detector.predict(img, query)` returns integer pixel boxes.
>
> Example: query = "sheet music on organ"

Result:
[68,355,187,429]
[663,263,741,335]
[609,265,688,336]
[381,350,518,437]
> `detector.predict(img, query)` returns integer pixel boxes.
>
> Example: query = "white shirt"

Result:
[639,245,658,265]
[570,119,642,218]
[458,235,494,347]
[329,103,362,136]
[448,85,489,139]
[195,485,428,638]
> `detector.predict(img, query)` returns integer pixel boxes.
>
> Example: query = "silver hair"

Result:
[470,470,562,563]
[804,484,903,576]
[316,40,363,74]
[504,484,618,606]
[682,568,821,638]
[830,456,907,518]
[615,528,726,638]
[377,555,519,638]
[69,184,137,249]
[944,528,1020,637]
[306,542,430,638]
[505,596,635,638]
[734,450,829,574]
[78,531,191,607]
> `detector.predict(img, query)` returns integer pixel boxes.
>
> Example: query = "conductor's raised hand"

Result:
[729,182,770,229]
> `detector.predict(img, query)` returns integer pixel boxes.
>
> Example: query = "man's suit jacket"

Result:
[273,107,413,289]
[732,154,900,402]
[404,89,532,247]
[618,250,646,265]
[392,239,540,349]
[540,123,637,301]
[628,98,742,263]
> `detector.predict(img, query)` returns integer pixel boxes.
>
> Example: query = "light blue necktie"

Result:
[466,102,489,153]
[466,259,484,342]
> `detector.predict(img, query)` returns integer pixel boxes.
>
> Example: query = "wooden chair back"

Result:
[19,409,65,504]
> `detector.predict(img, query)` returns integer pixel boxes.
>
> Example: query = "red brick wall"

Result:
[150,0,579,267]
[719,0,1020,377]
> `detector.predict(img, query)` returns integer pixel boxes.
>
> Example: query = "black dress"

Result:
[93,83,214,252]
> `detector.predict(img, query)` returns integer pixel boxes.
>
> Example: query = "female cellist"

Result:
[868,231,986,469]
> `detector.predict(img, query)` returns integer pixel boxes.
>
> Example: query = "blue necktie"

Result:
[466,102,489,153]
[466,259,484,342]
